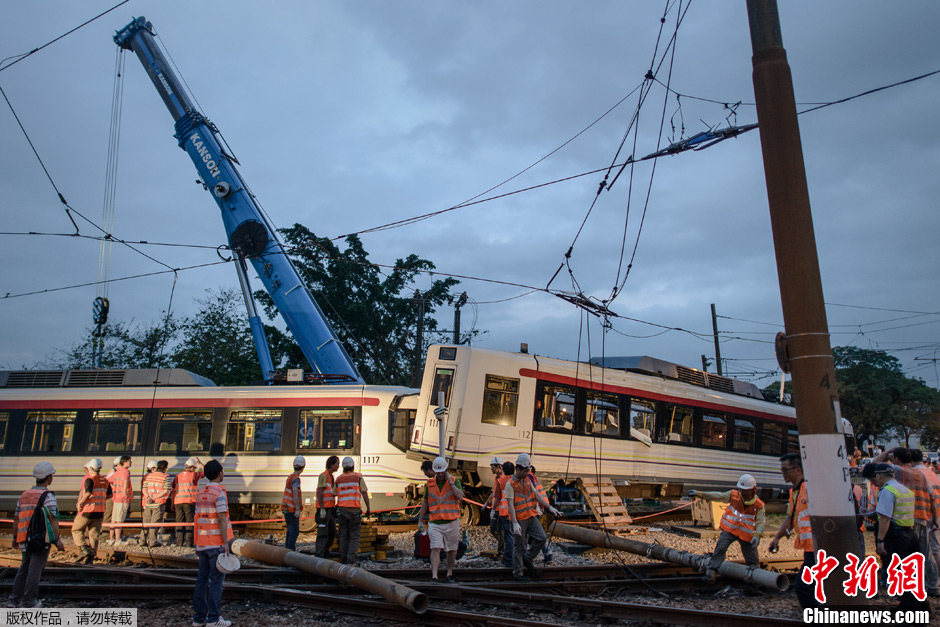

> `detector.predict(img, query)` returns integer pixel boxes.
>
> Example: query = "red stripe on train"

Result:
[518,368,796,425]
[0,397,381,410]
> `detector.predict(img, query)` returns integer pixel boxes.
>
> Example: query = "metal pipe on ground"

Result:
[230,539,429,614]
[548,521,789,591]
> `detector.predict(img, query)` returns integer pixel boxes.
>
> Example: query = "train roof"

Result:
[0,368,216,388]
[588,355,764,400]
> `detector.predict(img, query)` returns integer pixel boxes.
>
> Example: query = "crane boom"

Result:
[114,17,363,384]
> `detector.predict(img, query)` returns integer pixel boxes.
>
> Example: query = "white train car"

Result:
[409,345,808,511]
[0,368,420,530]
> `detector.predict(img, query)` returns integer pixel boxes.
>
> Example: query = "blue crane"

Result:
[114,17,363,384]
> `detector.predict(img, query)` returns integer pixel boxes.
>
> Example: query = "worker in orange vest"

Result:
[109,455,133,544]
[910,448,940,598]
[495,460,515,568]
[282,455,306,551]
[192,459,233,627]
[9,462,64,608]
[314,455,340,558]
[335,457,371,565]
[417,456,465,582]
[173,457,204,548]
[689,474,765,583]
[483,457,504,561]
[72,458,112,564]
[142,460,170,547]
[768,452,817,609]
[504,453,560,582]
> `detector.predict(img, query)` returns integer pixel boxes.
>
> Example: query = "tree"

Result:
[831,346,940,447]
[171,288,264,386]
[257,225,460,386]
[55,317,178,370]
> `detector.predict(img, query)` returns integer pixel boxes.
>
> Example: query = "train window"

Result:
[298,408,354,450]
[481,375,519,426]
[586,391,620,437]
[701,412,728,448]
[226,409,282,452]
[630,400,656,439]
[388,408,416,453]
[535,384,576,432]
[761,421,784,456]
[88,410,143,453]
[732,417,757,452]
[665,404,694,444]
[157,410,212,454]
[22,411,76,453]
[0,412,7,450]
[786,426,800,455]
[431,368,455,408]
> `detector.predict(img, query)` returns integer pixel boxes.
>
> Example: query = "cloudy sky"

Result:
[2,1,939,392]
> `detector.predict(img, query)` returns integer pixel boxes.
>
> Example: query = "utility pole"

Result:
[452,292,468,345]
[411,290,426,387]
[710,304,722,376]
[747,0,862,607]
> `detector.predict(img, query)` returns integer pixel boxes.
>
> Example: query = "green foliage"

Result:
[170,288,263,386]
[256,224,460,386]
[832,347,940,447]
[57,317,178,370]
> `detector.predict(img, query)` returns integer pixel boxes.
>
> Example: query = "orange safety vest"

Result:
[15,487,47,544]
[916,465,940,522]
[282,473,302,513]
[496,474,512,517]
[510,476,539,521]
[318,471,336,508]
[528,472,548,501]
[790,482,813,552]
[719,489,765,542]
[335,472,362,509]
[144,471,169,505]
[174,470,199,505]
[80,475,110,516]
[900,466,934,523]
[427,478,460,522]
[110,467,132,504]
[194,484,234,548]
[852,483,866,532]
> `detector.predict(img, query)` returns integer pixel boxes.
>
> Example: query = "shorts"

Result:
[112,501,130,524]
[427,518,460,552]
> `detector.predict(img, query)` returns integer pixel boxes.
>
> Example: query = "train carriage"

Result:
[0,368,420,529]
[408,345,841,511]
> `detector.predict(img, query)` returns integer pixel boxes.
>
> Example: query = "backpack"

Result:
[25,490,53,553]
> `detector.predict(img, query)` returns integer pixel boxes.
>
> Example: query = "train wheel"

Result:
[461,502,481,526]
[298,504,317,533]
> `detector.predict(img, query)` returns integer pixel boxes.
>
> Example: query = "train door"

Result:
[411,346,462,458]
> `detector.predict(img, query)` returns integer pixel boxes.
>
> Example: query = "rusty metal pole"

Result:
[746,0,863,607]
[548,521,789,591]
[231,539,429,614]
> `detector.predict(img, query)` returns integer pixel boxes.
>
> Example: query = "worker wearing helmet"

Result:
[689,473,765,583]
[483,457,505,558]
[173,457,204,548]
[9,462,63,608]
[314,456,341,558]
[142,460,171,547]
[101,456,121,540]
[417,457,465,583]
[109,455,133,545]
[505,453,561,581]
[72,458,112,564]
[282,455,306,551]
[335,457,371,565]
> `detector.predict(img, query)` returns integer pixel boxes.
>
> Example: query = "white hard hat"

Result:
[112,456,122,467]
[342,456,355,469]
[185,457,198,467]
[146,459,158,470]
[515,453,531,468]
[216,553,240,574]
[85,458,103,470]
[432,457,448,473]
[736,474,757,490]
[293,455,306,467]
[32,461,55,479]
[489,456,503,466]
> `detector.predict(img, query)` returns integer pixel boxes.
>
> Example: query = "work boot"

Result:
[703,569,718,583]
